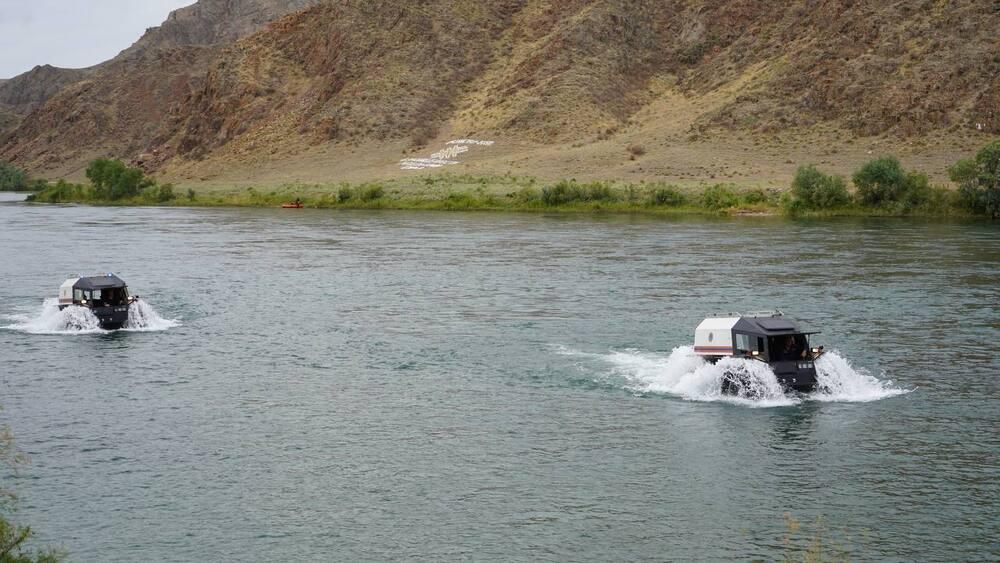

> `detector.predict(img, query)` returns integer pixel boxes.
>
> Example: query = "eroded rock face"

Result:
[0,65,89,108]
[119,0,321,56]
[3,0,999,174]
[0,65,91,134]
[0,0,321,139]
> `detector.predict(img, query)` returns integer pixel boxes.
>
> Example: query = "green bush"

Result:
[583,182,616,202]
[359,184,385,202]
[85,158,152,200]
[648,186,686,207]
[701,184,739,210]
[30,180,85,203]
[337,186,354,202]
[155,184,175,203]
[899,172,932,211]
[852,156,908,206]
[541,180,617,205]
[791,165,850,209]
[949,140,1000,219]
[852,156,940,211]
[0,161,29,191]
[741,189,770,205]
[186,188,196,201]
[541,181,578,205]
[512,187,541,203]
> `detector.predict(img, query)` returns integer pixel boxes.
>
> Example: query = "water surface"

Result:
[1,199,998,561]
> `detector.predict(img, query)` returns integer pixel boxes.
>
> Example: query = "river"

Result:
[1,196,997,561]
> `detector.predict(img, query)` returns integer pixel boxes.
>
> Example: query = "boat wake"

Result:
[2,298,179,335]
[559,345,910,407]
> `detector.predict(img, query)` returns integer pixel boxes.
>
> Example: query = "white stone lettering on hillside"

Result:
[400,139,494,170]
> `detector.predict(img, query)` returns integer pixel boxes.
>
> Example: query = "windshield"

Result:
[769,334,809,362]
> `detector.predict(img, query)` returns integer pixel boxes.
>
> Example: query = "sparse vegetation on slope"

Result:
[1,0,996,182]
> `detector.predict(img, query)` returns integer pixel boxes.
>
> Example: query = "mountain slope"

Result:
[118,0,321,58]
[2,0,997,184]
[0,0,321,142]
[0,65,91,133]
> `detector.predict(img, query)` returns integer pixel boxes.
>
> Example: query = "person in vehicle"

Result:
[780,336,804,361]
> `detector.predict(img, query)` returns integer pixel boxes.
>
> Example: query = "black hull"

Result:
[772,360,818,394]
[721,360,819,397]
[59,304,129,330]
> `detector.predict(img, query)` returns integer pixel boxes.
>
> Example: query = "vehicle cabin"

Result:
[59,275,132,309]
[694,312,818,361]
[58,274,134,329]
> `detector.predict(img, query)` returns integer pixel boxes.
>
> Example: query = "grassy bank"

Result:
[17,139,1000,219]
[24,174,981,219]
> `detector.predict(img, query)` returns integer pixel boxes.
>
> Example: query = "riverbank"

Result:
[17,138,1000,219]
[25,174,982,220]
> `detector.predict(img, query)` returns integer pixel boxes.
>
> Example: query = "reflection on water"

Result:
[0,204,997,562]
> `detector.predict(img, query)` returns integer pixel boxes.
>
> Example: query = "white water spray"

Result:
[812,351,909,402]
[2,298,179,334]
[122,299,180,331]
[560,345,909,407]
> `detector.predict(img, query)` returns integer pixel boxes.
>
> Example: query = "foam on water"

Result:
[2,298,179,335]
[561,345,909,407]
[122,299,180,332]
[812,350,910,402]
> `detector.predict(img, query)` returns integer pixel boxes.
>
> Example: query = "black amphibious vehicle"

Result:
[694,311,825,393]
[58,274,136,330]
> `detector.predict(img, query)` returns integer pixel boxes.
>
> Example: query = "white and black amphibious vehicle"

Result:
[694,311,825,394]
[58,274,136,330]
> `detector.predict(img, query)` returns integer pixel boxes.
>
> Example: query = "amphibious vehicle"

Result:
[58,274,136,330]
[694,311,825,394]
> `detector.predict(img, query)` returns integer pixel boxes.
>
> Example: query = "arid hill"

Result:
[0,0,319,143]
[2,0,997,187]
[118,0,320,59]
[0,65,90,133]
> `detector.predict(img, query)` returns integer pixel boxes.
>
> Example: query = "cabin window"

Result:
[74,289,84,301]
[736,333,760,352]
[92,290,102,302]
[735,333,751,351]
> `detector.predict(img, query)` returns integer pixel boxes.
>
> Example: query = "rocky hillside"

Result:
[2,0,997,183]
[0,65,90,132]
[0,0,319,140]
[117,0,320,59]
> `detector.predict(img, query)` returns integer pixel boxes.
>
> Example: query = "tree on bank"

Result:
[0,162,29,192]
[949,140,1000,219]
[85,158,153,200]
[790,165,850,209]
